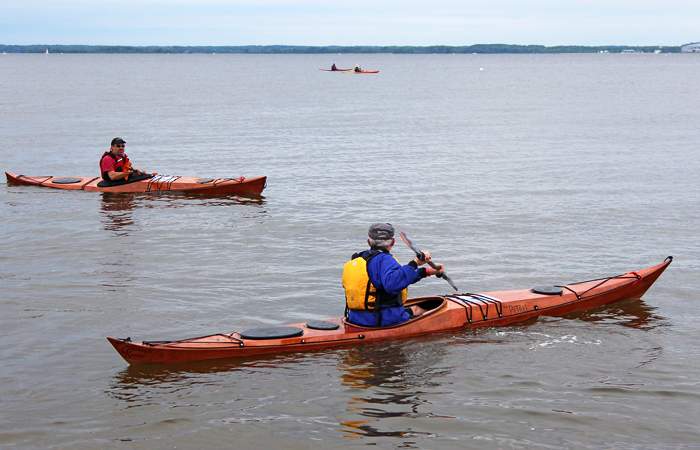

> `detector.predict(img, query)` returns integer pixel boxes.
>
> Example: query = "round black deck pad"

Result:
[531,286,563,295]
[51,177,83,184]
[305,321,340,330]
[196,178,215,184]
[239,326,304,340]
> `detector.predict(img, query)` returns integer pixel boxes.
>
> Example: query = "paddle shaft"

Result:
[399,231,458,291]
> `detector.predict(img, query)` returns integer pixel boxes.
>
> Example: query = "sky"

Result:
[1,0,698,46]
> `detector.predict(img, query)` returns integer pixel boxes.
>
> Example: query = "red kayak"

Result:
[6,172,266,196]
[353,70,379,74]
[108,257,671,365]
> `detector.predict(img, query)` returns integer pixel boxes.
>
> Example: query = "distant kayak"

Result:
[107,257,671,365]
[352,70,379,74]
[5,172,266,196]
[319,68,352,72]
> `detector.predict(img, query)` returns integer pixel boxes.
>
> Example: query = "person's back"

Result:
[331,63,337,71]
[342,223,444,327]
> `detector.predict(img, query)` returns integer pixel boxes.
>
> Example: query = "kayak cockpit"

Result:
[343,296,448,330]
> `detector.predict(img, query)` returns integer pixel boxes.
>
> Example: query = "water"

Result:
[1,53,699,449]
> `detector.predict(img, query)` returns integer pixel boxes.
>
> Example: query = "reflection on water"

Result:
[100,193,137,235]
[107,351,326,405]
[338,340,453,441]
[567,298,666,330]
[99,192,267,234]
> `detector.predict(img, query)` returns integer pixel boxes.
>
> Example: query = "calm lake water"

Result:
[1,53,699,449]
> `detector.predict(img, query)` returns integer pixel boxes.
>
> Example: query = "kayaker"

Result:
[99,137,153,183]
[354,65,361,73]
[331,63,338,71]
[342,223,445,327]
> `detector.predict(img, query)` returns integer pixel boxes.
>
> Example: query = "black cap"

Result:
[368,223,395,240]
[111,137,126,146]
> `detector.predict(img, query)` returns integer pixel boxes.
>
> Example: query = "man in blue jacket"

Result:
[342,223,444,327]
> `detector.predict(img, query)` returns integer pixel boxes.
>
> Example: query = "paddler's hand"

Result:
[424,264,444,277]
[414,251,432,266]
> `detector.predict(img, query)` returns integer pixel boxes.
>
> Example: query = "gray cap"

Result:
[368,223,395,240]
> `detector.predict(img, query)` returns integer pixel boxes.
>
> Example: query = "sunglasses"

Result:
[115,144,125,148]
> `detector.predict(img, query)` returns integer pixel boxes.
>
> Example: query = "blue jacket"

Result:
[347,250,425,327]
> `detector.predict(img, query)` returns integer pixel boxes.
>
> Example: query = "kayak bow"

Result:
[108,258,671,365]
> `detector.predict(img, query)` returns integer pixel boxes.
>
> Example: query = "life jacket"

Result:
[100,152,130,181]
[342,250,408,311]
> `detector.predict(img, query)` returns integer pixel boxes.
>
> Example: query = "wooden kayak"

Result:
[5,172,266,196]
[108,257,671,365]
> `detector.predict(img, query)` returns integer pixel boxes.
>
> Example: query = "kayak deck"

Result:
[108,258,671,365]
[5,172,266,196]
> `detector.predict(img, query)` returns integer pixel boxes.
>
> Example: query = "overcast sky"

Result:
[1,0,698,46]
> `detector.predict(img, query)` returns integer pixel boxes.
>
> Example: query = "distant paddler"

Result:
[99,137,155,185]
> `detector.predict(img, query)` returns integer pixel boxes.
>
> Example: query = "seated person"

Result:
[331,63,338,71]
[354,65,361,73]
[342,223,444,327]
[99,137,153,183]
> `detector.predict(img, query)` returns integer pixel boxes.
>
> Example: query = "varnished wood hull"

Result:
[6,172,266,196]
[108,258,671,365]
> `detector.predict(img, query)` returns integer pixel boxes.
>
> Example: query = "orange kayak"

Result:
[108,257,671,365]
[5,172,266,196]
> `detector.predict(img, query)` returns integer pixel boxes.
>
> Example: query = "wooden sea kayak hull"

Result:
[5,172,266,196]
[108,258,672,365]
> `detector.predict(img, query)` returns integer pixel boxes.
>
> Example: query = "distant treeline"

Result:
[0,44,681,54]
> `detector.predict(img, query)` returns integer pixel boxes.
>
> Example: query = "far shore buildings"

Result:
[681,42,700,53]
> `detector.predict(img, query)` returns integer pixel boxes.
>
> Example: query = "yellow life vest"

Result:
[342,251,408,311]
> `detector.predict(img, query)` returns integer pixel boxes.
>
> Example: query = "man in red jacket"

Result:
[99,137,153,182]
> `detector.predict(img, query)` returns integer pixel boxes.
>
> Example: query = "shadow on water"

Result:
[99,192,267,234]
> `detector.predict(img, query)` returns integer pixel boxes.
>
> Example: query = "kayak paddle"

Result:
[399,231,458,291]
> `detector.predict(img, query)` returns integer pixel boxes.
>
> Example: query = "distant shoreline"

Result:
[0,44,682,54]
